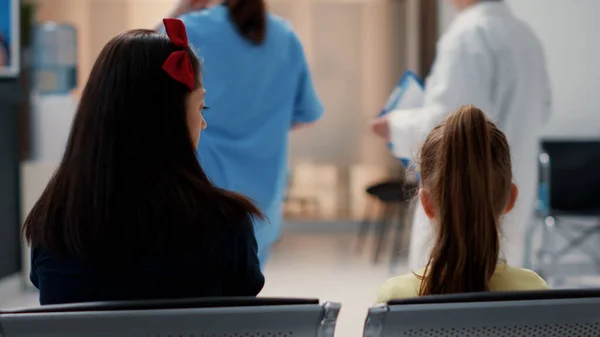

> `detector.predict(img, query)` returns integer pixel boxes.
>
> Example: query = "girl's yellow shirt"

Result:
[376,264,548,304]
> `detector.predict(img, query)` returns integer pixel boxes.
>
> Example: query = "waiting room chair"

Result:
[357,178,418,266]
[0,297,341,337]
[364,288,600,337]
[523,140,600,287]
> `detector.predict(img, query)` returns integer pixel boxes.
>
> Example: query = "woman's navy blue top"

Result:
[30,221,265,305]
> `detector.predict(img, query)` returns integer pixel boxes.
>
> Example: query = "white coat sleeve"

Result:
[389,36,495,159]
[541,63,553,125]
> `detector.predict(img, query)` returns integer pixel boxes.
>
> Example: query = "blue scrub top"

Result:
[179,6,323,254]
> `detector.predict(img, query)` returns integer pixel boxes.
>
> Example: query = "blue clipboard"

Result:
[379,70,424,168]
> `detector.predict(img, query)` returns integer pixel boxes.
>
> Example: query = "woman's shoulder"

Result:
[30,246,94,277]
[212,218,257,253]
[491,264,549,291]
[266,12,295,33]
[375,270,424,304]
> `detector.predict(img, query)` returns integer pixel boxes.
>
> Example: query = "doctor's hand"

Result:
[370,115,391,141]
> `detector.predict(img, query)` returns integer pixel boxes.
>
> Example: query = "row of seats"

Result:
[2,289,600,336]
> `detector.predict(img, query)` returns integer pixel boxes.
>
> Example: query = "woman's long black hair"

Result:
[226,0,267,45]
[23,29,262,265]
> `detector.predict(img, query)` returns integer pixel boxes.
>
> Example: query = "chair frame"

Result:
[364,289,600,337]
[0,297,341,337]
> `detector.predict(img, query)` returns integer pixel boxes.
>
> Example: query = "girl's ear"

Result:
[504,183,519,214]
[419,188,436,219]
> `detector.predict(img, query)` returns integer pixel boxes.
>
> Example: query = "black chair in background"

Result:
[524,139,600,287]
[357,177,418,265]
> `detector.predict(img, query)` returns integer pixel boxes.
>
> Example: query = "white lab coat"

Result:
[388,1,552,270]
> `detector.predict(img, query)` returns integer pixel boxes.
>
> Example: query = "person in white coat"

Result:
[371,0,551,270]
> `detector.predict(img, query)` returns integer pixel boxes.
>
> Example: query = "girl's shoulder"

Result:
[375,270,425,304]
[491,264,549,291]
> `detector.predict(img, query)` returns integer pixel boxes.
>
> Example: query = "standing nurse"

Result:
[371,0,551,269]
[164,0,323,268]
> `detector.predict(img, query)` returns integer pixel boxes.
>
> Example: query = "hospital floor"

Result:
[0,231,404,337]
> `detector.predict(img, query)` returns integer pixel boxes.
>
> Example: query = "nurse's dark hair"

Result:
[22,29,262,264]
[227,0,267,45]
[417,105,513,295]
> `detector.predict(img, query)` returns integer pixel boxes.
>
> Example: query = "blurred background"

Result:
[1,0,600,336]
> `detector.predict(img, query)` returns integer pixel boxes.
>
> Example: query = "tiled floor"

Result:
[0,231,407,337]
[263,232,404,337]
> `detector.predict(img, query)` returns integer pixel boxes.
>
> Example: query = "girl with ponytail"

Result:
[376,105,547,302]
[163,0,323,268]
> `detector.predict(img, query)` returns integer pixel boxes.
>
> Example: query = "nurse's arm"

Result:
[291,67,323,128]
[290,32,324,128]
[384,34,494,159]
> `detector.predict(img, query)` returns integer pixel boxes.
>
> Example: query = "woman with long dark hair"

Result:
[163,0,324,268]
[376,105,547,302]
[24,19,265,305]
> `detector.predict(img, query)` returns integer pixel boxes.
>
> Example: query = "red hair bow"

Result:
[162,18,195,91]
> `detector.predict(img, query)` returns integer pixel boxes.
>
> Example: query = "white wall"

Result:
[438,0,600,138]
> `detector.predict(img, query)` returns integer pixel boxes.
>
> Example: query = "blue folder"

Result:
[379,71,424,168]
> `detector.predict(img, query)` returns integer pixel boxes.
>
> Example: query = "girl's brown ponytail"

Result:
[418,105,512,295]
